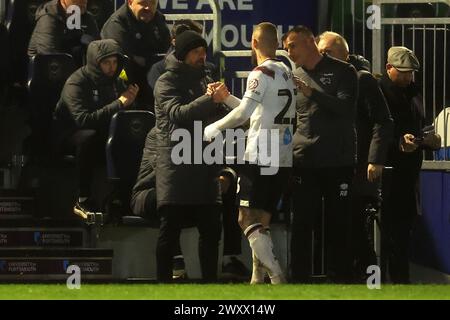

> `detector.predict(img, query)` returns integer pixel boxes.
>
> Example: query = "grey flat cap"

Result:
[387,46,420,72]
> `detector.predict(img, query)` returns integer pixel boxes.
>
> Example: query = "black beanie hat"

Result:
[175,30,207,61]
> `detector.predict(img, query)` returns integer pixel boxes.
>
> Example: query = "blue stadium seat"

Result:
[105,110,156,224]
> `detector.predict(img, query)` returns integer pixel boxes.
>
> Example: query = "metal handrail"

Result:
[372,0,450,163]
[372,0,450,73]
[164,0,221,58]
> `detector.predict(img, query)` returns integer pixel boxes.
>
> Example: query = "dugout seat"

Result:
[5,0,45,86]
[26,53,76,163]
[0,22,9,104]
[105,110,156,225]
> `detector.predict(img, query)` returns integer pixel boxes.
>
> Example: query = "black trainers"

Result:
[221,257,251,281]
[172,257,188,280]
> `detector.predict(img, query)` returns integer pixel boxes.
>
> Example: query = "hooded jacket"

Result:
[28,0,99,65]
[54,39,127,141]
[153,53,226,208]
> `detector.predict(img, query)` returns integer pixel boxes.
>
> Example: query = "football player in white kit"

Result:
[204,22,296,284]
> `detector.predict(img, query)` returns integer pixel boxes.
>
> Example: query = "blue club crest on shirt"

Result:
[283,128,292,145]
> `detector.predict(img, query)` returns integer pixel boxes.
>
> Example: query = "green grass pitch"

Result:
[0,284,449,300]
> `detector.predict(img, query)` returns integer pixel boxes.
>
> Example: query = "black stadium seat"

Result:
[0,22,9,104]
[105,110,156,223]
[87,0,114,30]
[5,0,45,86]
[26,53,76,161]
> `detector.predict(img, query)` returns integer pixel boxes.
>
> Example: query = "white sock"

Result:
[78,197,88,203]
[173,255,184,260]
[247,228,285,283]
[244,223,264,237]
[250,251,266,284]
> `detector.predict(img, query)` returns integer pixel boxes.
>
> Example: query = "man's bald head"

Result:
[252,22,279,55]
[317,31,349,61]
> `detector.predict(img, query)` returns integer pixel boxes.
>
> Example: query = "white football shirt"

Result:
[243,59,297,167]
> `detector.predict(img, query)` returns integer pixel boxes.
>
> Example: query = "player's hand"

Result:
[206,82,221,96]
[209,83,230,103]
[119,84,139,108]
[204,124,221,141]
[295,77,313,97]
[207,82,223,91]
[293,76,302,88]
[400,134,418,153]
[367,163,383,182]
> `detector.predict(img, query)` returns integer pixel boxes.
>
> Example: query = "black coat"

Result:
[293,55,358,168]
[100,4,170,70]
[131,127,157,217]
[153,53,226,208]
[379,73,425,181]
[54,39,127,143]
[28,0,99,66]
[379,73,426,220]
[348,55,393,166]
[131,126,237,218]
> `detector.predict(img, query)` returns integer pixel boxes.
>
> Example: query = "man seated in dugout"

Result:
[28,0,100,67]
[53,39,139,217]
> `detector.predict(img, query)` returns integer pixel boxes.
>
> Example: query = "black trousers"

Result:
[63,129,106,198]
[350,164,379,280]
[156,205,222,282]
[137,183,241,258]
[382,173,418,284]
[291,167,354,283]
[221,177,242,256]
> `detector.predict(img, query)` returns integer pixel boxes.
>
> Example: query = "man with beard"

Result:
[101,0,170,109]
[204,22,297,284]
[153,31,228,282]
[283,26,358,283]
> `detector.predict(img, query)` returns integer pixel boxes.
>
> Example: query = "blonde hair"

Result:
[253,22,279,51]
[318,31,349,54]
